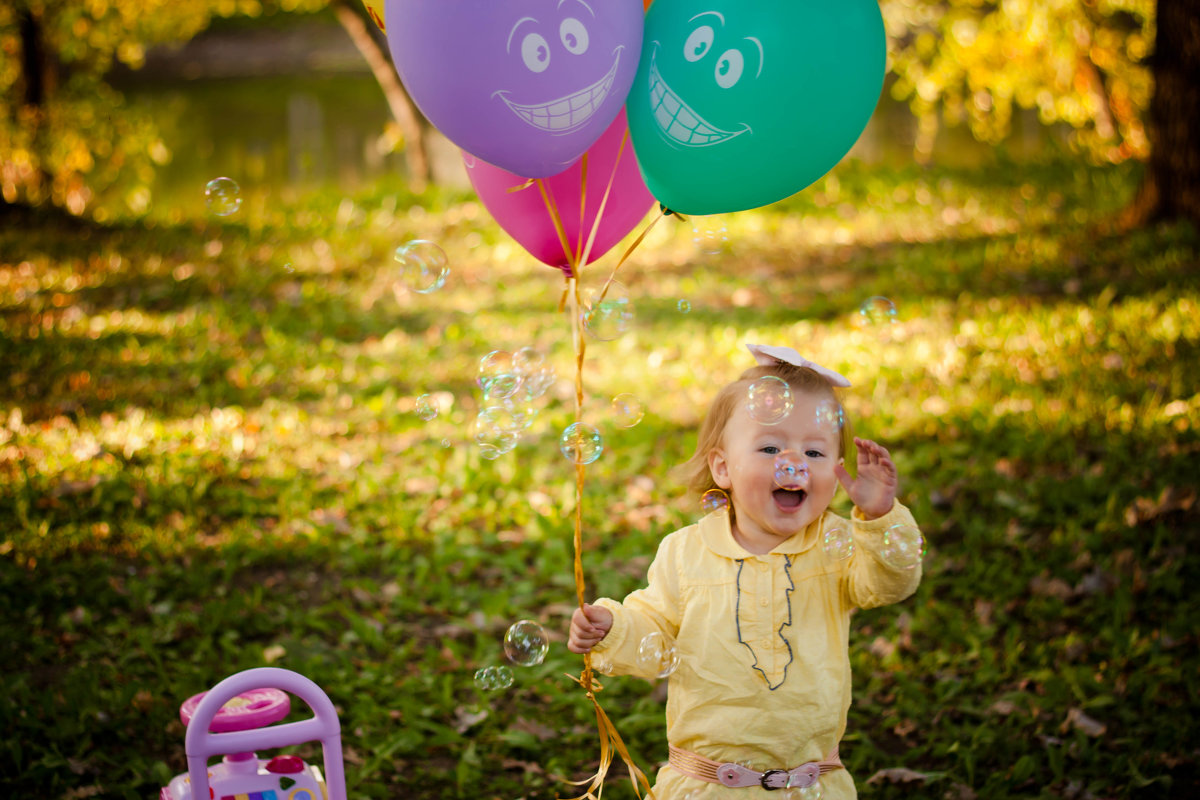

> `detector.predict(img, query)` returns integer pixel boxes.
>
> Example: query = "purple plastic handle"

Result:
[184,667,346,800]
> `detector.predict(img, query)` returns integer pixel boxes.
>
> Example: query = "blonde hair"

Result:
[677,361,854,500]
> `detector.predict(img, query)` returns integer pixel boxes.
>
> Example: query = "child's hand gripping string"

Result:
[834,437,898,520]
[568,603,614,654]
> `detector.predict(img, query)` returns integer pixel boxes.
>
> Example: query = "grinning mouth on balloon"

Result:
[495,49,623,135]
[648,49,750,147]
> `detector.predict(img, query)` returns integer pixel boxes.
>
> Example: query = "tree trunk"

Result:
[1124,0,1200,228]
[331,0,430,192]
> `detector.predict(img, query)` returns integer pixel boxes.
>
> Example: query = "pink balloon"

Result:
[464,108,654,277]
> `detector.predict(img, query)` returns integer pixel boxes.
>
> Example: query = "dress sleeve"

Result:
[590,530,685,679]
[844,500,924,610]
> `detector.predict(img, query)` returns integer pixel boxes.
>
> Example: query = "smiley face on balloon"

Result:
[626,0,886,214]
[386,0,644,178]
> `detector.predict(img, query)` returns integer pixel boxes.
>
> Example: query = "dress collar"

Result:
[697,507,823,559]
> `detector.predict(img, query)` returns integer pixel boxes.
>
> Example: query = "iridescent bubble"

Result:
[822,519,855,560]
[700,489,729,513]
[591,653,614,675]
[773,451,809,489]
[205,177,242,216]
[746,376,793,425]
[781,781,823,800]
[504,619,550,667]
[859,296,897,326]
[473,665,514,691]
[513,347,555,401]
[636,631,680,679]
[611,393,645,428]
[395,239,448,294]
[581,281,633,341]
[512,346,544,374]
[478,351,521,400]
[475,408,519,459]
[501,397,538,431]
[813,398,845,433]
[879,524,925,570]
[677,299,691,314]
[415,394,438,421]
[691,216,728,255]
[559,422,603,465]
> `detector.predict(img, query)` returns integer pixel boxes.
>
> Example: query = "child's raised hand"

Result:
[834,437,898,520]
[568,603,613,654]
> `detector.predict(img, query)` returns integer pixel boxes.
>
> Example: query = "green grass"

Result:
[2,157,1198,800]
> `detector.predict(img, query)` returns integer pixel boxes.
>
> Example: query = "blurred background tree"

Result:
[2,0,1196,225]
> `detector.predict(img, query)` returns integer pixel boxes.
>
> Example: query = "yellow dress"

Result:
[591,502,923,800]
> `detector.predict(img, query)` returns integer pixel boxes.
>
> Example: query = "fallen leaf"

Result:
[989,699,1018,716]
[510,716,557,741]
[1061,708,1106,737]
[1030,572,1073,600]
[263,644,286,663]
[944,783,978,800]
[454,706,489,733]
[867,767,930,785]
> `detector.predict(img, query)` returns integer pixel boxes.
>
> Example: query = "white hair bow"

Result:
[746,344,851,387]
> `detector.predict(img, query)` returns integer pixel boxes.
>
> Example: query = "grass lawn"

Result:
[1,157,1197,800]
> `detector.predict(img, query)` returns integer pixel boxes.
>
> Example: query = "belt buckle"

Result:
[760,769,789,790]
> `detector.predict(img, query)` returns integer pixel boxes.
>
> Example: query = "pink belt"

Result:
[668,743,843,791]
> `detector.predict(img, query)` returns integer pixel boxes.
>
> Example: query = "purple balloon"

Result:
[385,0,644,178]
[465,108,653,276]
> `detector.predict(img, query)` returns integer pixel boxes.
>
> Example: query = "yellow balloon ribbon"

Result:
[531,141,656,800]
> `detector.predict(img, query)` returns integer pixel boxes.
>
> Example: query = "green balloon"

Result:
[626,0,885,214]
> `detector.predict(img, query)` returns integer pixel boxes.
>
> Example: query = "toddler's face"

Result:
[709,389,842,552]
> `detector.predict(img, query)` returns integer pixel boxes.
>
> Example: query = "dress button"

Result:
[759,598,769,606]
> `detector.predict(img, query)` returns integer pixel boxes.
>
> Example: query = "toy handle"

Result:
[185,667,346,800]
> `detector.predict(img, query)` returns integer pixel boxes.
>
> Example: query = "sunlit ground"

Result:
[2,156,1198,799]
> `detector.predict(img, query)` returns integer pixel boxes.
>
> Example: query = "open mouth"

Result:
[647,45,750,147]
[495,48,623,134]
[773,488,807,510]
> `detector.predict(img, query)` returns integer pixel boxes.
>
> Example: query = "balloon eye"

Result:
[683,25,714,62]
[560,17,589,55]
[521,32,551,73]
[714,48,744,88]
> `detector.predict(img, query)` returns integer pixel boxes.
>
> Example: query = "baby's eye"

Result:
[761,446,780,455]
[805,449,825,459]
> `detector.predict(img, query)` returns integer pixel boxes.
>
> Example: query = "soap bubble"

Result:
[475,408,519,459]
[559,422,603,465]
[636,631,681,679]
[677,299,691,314]
[822,519,855,560]
[746,376,793,425]
[205,177,241,216]
[700,489,729,513]
[504,620,550,667]
[691,216,728,255]
[773,451,809,489]
[879,524,925,570]
[611,393,645,428]
[782,781,823,799]
[473,665,514,691]
[501,397,538,431]
[581,281,633,341]
[859,296,897,326]
[813,398,845,433]
[395,240,449,294]
[478,351,521,400]
[591,653,614,675]
[415,394,438,421]
[513,346,544,374]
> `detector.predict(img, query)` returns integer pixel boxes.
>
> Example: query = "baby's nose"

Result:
[773,451,810,489]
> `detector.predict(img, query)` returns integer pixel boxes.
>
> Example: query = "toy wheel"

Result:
[180,687,290,733]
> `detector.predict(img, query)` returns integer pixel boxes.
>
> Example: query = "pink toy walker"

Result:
[160,667,347,800]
